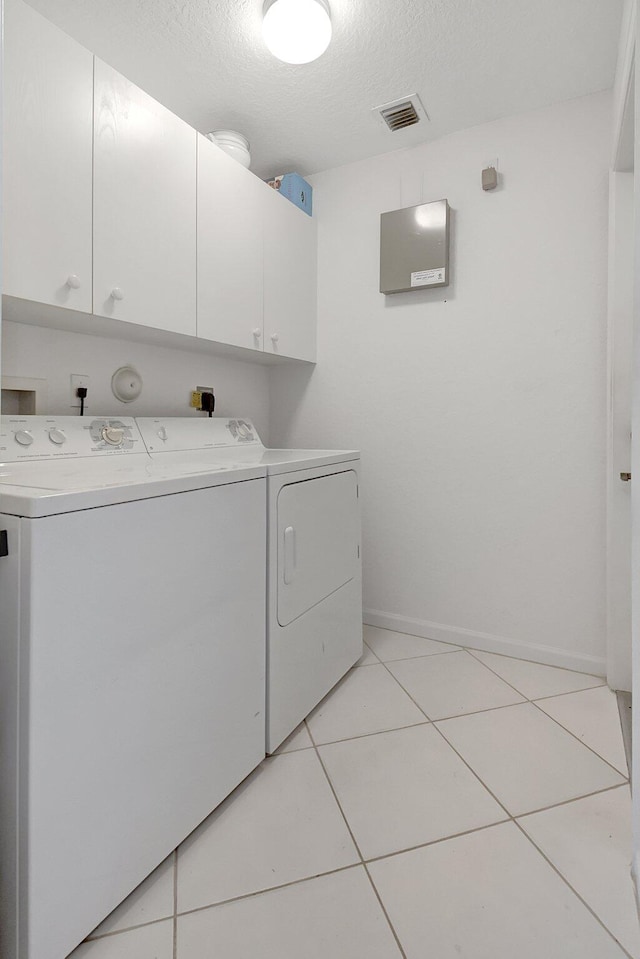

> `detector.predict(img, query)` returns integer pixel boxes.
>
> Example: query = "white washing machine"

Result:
[0,416,267,959]
[135,417,363,754]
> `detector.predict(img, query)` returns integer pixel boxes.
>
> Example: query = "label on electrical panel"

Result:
[411,268,446,287]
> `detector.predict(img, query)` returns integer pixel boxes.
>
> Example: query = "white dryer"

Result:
[265,449,362,752]
[0,416,267,959]
[135,417,363,754]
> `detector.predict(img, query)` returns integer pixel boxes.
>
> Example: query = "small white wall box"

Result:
[380,199,450,294]
[1,376,48,414]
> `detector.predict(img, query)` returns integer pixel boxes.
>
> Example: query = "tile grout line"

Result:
[512,818,636,959]
[529,698,629,779]
[462,644,606,679]
[513,782,630,821]
[376,657,514,819]
[310,689,624,749]
[462,649,624,775]
[362,863,409,959]
[362,819,512,867]
[86,915,173,942]
[304,719,409,959]
[384,649,529,719]
[465,647,605,698]
[173,863,359,922]
[463,647,562,700]
[420,699,526,723]
[531,683,608,703]
[367,647,463,666]
[84,782,634,945]
[306,718,431,750]
[304,722,366,859]
[378,656,629,825]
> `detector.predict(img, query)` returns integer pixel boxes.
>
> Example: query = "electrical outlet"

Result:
[70,374,90,409]
[190,387,213,411]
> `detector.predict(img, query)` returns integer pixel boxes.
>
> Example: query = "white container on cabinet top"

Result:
[93,60,197,336]
[197,134,265,350]
[3,0,93,314]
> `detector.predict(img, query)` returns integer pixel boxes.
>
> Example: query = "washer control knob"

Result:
[66,274,81,289]
[102,426,125,446]
[48,428,66,445]
[15,430,33,446]
[157,427,168,442]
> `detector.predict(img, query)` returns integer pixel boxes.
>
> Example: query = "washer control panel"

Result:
[136,417,262,453]
[0,416,144,461]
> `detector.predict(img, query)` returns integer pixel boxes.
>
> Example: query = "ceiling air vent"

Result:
[373,94,428,133]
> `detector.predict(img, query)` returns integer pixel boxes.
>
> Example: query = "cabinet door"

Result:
[3,0,93,313]
[197,135,264,350]
[93,60,196,335]
[263,187,317,361]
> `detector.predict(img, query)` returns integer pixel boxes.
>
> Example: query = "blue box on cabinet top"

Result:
[266,172,313,217]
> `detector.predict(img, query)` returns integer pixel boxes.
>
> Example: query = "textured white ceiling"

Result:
[27,0,623,178]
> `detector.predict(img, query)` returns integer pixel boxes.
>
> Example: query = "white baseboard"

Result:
[363,608,606,676]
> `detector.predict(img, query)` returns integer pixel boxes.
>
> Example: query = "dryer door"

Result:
[277,470,359,627]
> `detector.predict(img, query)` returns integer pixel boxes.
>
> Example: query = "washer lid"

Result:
[0,416,266,517]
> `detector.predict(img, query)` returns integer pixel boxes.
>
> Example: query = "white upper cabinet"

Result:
[3,0,93,313]
[197,135,264,350]
[263,187,317,362]
[4,6,316,362]
[93,60,197,336]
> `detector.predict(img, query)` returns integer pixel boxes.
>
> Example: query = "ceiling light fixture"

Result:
[262,0,332,65]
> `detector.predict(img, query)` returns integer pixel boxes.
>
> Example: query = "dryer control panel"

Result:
[136,417,263,453]
[0,416,145,461]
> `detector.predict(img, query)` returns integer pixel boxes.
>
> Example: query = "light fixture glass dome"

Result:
[263,0,332,65]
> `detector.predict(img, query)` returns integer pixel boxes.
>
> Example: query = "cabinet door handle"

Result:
[283,526,295,584]
[0,530,8,558]
[252,328,262,338]
[110,287,125,301]
[66,274,81,289]
[270,333,279,344]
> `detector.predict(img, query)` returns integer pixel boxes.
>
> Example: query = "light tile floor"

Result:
[68,625,638,959]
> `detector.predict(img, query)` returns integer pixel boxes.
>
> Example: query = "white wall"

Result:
[270,92,612,674]
[1,321,270,440]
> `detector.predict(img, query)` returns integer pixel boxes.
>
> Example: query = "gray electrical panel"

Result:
[380,199,450,294]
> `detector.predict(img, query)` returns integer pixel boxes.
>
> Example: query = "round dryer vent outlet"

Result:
[111,366,143,403]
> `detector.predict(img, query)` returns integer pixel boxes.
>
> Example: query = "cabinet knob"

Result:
[252,328,262,338]
[66,274,81,289]
[110,287,125,301]
[270,333,279,344]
